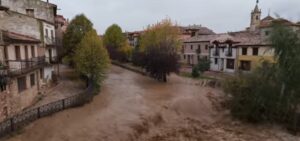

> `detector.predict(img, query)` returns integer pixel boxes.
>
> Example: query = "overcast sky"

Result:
[48,0,300,34]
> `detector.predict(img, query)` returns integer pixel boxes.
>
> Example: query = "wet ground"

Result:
[30,65,85,109]
[3,65,300,141]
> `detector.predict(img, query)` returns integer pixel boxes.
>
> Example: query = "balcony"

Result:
[44,37,56,46]
[2,57,46,76]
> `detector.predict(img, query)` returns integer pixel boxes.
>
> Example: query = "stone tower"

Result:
[250,0,261,31]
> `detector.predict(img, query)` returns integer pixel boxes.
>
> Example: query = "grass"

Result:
[179,72,216,80]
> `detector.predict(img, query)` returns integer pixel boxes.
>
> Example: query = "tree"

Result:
[140,19,180,82]
[103,24,130,62]
[74,30,110,92]
[63,14,93,65]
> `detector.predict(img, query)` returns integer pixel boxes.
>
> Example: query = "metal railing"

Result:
[2,57,46,76]
[0,91,91,138]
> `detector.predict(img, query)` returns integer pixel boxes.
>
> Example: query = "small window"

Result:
[198,45,201,50]
[253,47,259,56]
[31,46,35,58]
[40,68,44,79]
[51,30,54,40]
[191,45,193,50]
[205,45,208,50]
[214,58,218,65]
[30,74,35,87]
[17,76,27,93]
[226,59,235,69]
[45,29,49,38]
[242,48,247,55]
[265,31,269,36]
[256,15,259,20]
[183,55,186,59]
[15,46,21,60]
[26,9,34,17]
[240,61,251,71]
[198,55,201,61]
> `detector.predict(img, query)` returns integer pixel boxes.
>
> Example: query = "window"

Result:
[183,55,186,59]
[17,76,27,93]
[0,0,2,5]
[40,68,44,79]
[256,15,259,20]
[31,46,35,58]
[205,45,208,50]
[0,79,6,92]
[214,58,218,65]
[45,29,49,38]
[253,47,259,56]
[30,74,35,87]
[226,59,235,69]
[242,48,247,55]
[51,30,54,40]
[191,45,193,50]
[15,46,21,60]
[240,61,251,71]
[198,55,201,61]
[26,9,34,17]
[265,31,270,36]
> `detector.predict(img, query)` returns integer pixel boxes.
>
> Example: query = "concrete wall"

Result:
[1,0,55,23]
[0,11,41,40]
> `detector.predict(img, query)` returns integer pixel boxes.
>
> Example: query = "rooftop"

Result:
[1,31,41,44]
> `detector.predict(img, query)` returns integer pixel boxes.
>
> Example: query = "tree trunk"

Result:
[163,74,167,82]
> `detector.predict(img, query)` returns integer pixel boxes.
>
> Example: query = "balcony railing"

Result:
[2,57,46,76]
[44,37,56,45]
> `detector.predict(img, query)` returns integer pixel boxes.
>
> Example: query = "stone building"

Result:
[180,25,215,66]
[0,0,58,121]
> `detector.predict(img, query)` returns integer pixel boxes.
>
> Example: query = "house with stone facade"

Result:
[180,25,215,66]
[0,0,59,121]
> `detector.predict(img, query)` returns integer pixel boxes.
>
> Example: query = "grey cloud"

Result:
[48,0,300,34]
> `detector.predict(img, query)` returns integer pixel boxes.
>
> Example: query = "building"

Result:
[210,34,239,73]
[180,25,215,66]
[209,1,300,73]
[0,0,58,121]
[126,31,143,48]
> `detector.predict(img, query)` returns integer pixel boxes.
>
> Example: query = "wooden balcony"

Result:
[0,57,46,77]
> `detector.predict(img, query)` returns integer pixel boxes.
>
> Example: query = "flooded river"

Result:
[3,66,299,141]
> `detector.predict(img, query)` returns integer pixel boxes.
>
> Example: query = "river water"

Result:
[3,65,299,141]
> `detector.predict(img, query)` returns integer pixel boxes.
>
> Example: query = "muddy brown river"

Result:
[3,66,300,141]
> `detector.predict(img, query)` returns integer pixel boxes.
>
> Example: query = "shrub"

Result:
[191,66,200,78]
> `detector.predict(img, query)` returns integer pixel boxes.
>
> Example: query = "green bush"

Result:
[191,66,200,78]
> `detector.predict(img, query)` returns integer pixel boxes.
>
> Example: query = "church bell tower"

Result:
[250,0,261,31]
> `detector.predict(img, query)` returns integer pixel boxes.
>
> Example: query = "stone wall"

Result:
[1,0,56,23]
[0,11,41,40]
[0,70,40,122]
